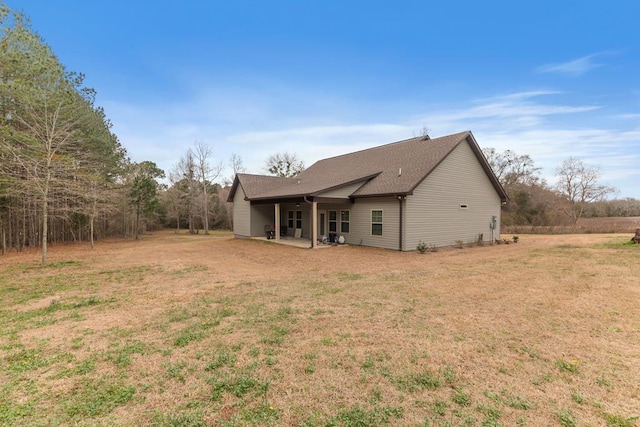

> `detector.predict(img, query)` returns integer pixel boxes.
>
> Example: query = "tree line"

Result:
[0,5,131,261]
[0,4,236,263]
[0,3,306,262]
[482,148,640,227]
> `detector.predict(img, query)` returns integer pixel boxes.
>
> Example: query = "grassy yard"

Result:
[1,231,639,426]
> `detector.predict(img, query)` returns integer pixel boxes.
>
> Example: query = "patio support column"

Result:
[398,196,404,251]
[311,199,318,248]
[274,203,280,241]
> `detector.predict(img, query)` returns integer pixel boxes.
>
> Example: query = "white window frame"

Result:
[328,210,337,233]
[340,210,350,234]
[371,209,383,236]
[287,210,294,229]
[295,210,302,229]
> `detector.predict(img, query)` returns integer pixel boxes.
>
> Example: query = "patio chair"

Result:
[264,224,275,240]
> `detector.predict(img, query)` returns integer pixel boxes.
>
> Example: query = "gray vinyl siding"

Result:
[233,186,251,237]
[317,203,353,238]
[251,204,274,237]
[316,180,366,198]
[281,204,311,238]
[404,141,501,249]
[301,208,311,238]
[348,197,400,250]
[317,203,353,212]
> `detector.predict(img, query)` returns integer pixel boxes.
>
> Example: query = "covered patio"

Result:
[251,235,335,249]
[251,197,352,249]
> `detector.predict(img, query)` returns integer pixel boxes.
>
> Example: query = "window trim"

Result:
[328,210,337,233]
[287,210,294,229]
[295,210,302,229]
[340,210,350,234]
[371,209,383,236]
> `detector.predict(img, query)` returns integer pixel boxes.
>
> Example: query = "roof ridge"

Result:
[238,172,282,177]
[308,130,471,165]
[238,173,294,181]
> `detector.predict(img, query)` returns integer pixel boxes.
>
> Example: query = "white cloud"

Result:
[537,53,605,76]
[411,91,600,136]
[618,113,640,120]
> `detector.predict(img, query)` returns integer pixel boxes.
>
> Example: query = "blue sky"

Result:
[15,0,640,198]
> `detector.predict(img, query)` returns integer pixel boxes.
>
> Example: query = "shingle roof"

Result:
[228,131,508,202]
[227,174,295,201]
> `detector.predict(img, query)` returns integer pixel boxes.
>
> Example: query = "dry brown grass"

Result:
[1,230,639,426]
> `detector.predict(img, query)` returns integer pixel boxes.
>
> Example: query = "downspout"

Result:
[398,195,405,251]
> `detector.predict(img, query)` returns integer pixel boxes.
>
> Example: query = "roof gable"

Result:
[226,174,295,202]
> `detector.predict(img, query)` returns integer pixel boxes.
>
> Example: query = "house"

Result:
[227,131,508,250]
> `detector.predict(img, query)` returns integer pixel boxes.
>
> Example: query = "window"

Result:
[371,210,383,236]
[287,211,294,228]
[328,210,337,233]
[295,210,302,229]
[340,210,350,233]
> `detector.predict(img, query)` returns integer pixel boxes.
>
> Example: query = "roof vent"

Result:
[422,134,431,141]
[398,168,402,177]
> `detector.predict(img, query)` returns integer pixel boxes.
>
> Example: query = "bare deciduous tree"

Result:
[193,142,223,235]
[172,150,199,234]
[224,152,246,186]
[413,124,431,140]
[265,152,305,177]
[555,157,617,225]
[169,144,223,235]
[482,148,541,187]
[1,76,85,262]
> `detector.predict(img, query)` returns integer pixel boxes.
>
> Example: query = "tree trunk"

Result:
[90,215,95,249]
[32,196,39,248]
[21,200,26,252]
[203,185,209,235]
[8,207,12,252]
[135,202,140,240]
[0,211,5,255]
[188,201,194,234]
[42,190,48,264]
